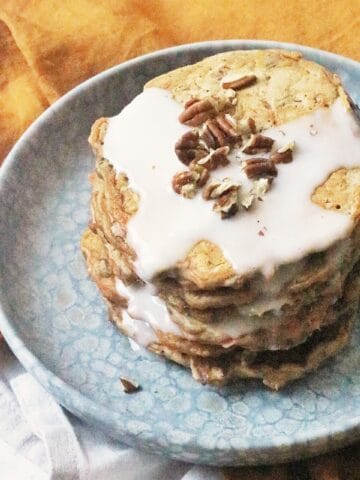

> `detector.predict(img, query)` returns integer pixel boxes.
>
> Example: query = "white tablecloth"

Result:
[0,342,224,480]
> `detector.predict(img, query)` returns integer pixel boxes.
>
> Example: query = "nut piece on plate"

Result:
[120,377,140,394]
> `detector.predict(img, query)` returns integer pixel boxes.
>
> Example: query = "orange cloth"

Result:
[0,19,48,159]
[136,0,360,60]
[0,0,359,161]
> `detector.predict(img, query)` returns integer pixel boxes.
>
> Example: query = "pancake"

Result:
[82,49,360,388]
[81,225,360,391]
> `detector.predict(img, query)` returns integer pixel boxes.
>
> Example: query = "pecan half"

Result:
[197,146,230,170]
[243,158,277,179]
[175,131,208,165]
[179,99,215,127]
[184,98,198,108]
[201,114,241,149]
[222,75,257,90]
[172,166,209,198]
[213,186,240,219]
[270,141,295,164]
[242,134,274,154]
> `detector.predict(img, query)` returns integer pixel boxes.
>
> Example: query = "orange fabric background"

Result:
[0,0,359,161]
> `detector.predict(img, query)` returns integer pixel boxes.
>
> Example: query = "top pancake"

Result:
[90,49,360,289]
[146,49,341,129]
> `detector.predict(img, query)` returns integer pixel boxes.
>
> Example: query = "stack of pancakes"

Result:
[81,50,360,389]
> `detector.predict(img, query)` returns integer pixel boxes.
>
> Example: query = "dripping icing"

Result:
[104,88,360,281]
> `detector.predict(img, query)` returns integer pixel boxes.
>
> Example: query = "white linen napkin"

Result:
[0,342,224,480]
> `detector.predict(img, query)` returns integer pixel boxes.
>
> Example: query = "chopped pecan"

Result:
[120,377,140,394]
[252,177,272,196]
[240,178,271,209]
[203,177,239,200]
[179,99,215,127]
[213,186,240,219]
[270,141,295,164]
[175,131,208,165]
[172,171,197,198]
[197,146,230,170]
[242,134,274,154]
[201,114,241,149]
[247,117,257,133]
[243,158,277,179]
[222,75,257,90]
[172,166,209,198]
[188,163,210,187]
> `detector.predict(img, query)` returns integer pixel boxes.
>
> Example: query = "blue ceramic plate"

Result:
[0,41,359,466]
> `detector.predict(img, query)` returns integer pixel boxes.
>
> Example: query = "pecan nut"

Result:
[179,99,215,127]
[240,178,271,209]
[203,178,239,200]
[197,146,230,171]
[222,75,257,90]
[243,158,277,179]
[175,131,208,165]
[172,166,209,198]
[213,186,240,219]
[242,134,274,154]
[201,114,241,149]
[247,117,257,134]
[120,377,140,394]
[189,163,210,187]
[270,141,295,164]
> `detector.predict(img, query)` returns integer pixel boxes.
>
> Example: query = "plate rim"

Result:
[0,39,359,465]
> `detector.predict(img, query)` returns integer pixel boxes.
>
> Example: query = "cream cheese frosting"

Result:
[104,88,360,282]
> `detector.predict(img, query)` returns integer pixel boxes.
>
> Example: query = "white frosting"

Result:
[104,88,360,282]
[236,297,287,317]
[116,278,289,346]
[128,338,142,352]
[121,311,157,346]
[115,278,181,337]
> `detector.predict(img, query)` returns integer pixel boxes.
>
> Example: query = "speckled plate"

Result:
[0,40,359,466]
